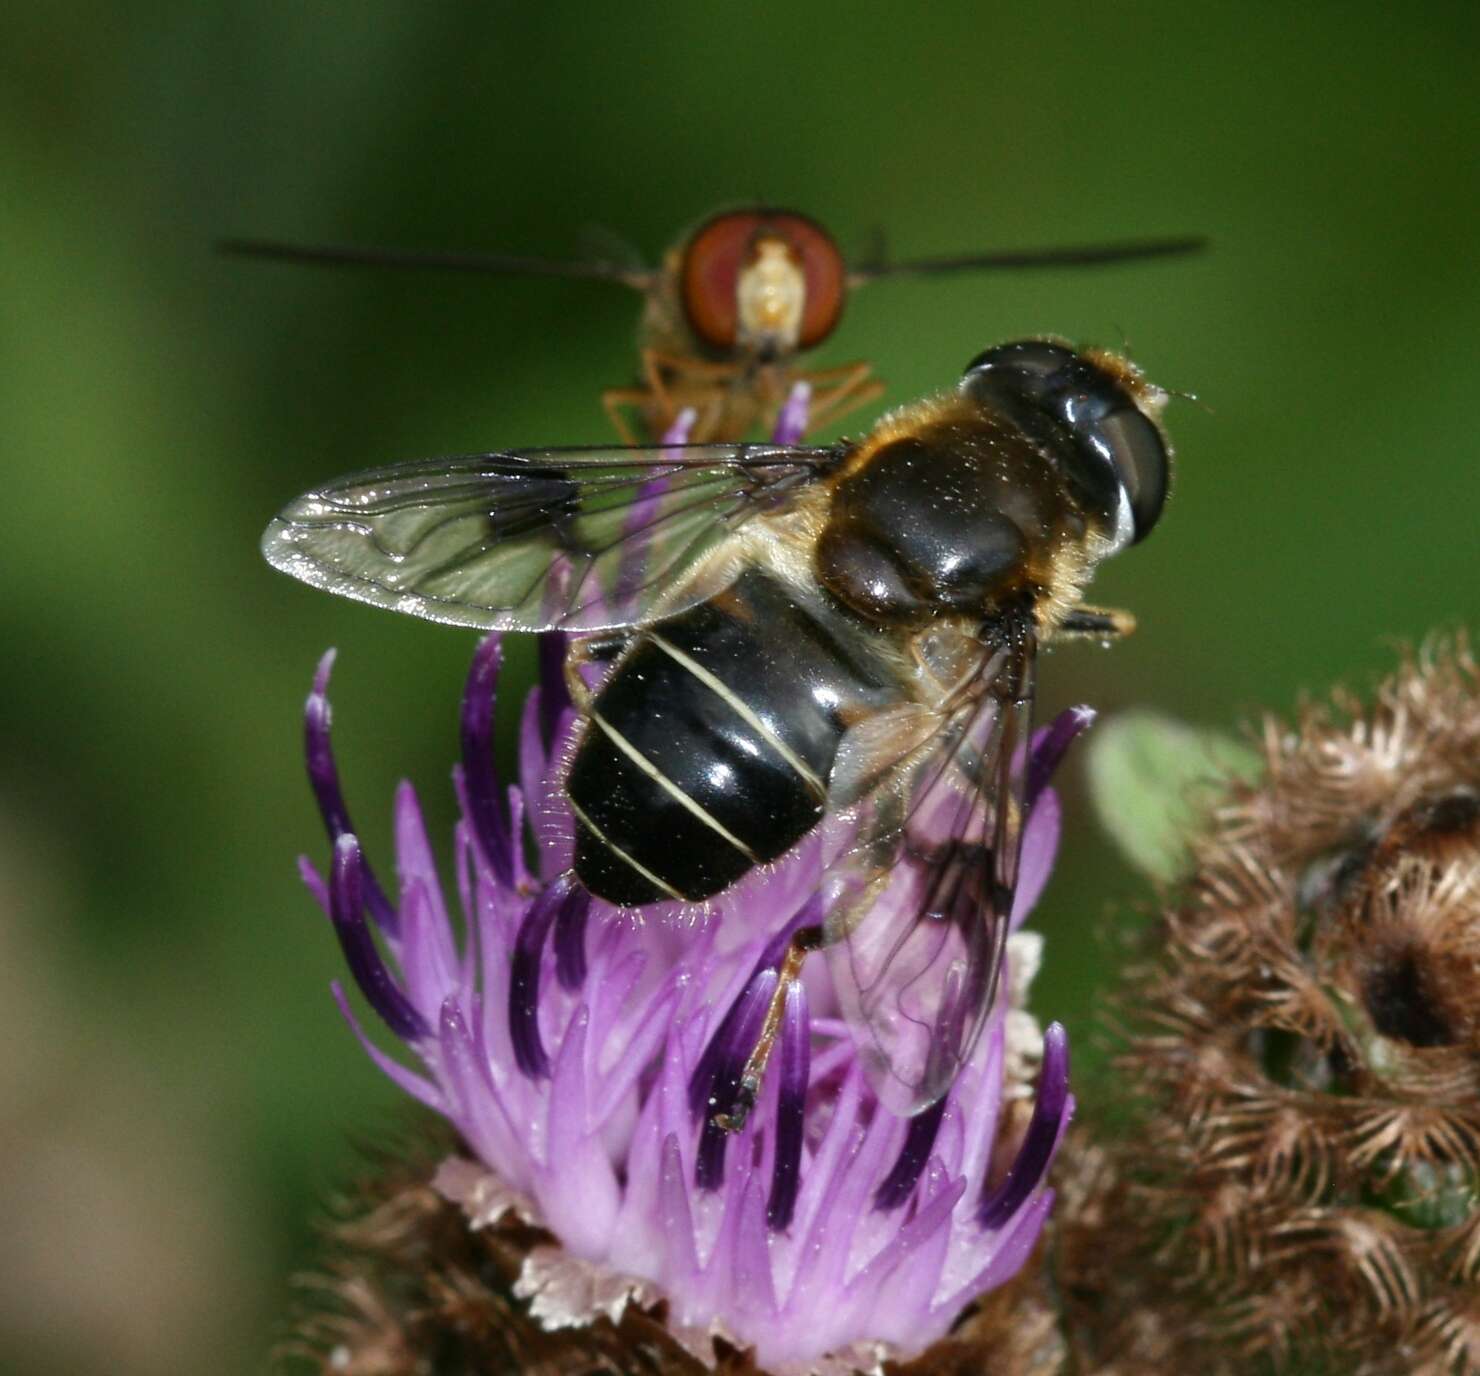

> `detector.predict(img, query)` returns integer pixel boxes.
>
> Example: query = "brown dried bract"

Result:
[1060,635,1480,1375]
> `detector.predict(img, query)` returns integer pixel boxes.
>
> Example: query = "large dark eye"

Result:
[962,340,1169,543]
[1087,403,1168,541]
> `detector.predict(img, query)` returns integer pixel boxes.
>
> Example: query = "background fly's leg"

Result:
[797,360,886,434]
[600,386,648,444]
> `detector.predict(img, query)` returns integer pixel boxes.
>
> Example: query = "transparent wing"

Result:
[262,444,837,632]
[822,637,1036,1117]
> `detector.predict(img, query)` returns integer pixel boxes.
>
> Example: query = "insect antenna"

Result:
[847,234,1207,284]
[215,236,655,289]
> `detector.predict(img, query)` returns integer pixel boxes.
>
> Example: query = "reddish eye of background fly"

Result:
[679,209,847,354]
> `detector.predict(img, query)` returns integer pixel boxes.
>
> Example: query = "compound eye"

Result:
[680,209,846,353]
[680,212,751,350]
[1097,405,1169,541]
[782,213,847,348]
[962,339,1170,543]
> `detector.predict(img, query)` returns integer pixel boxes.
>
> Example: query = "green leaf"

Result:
[1086,711,1261,883]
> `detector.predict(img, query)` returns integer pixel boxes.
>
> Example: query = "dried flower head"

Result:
[286,611,1085,1375]
[1063,636,1480,1376]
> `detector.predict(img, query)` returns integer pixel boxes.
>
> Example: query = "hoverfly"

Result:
[225,208,1201,442]
[263,338,1172,1127]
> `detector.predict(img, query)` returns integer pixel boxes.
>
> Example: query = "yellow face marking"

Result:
[737,238,805,353]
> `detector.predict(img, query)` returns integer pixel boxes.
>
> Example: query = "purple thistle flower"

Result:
[290,382,1083,1373]
[295,632,1084,1373]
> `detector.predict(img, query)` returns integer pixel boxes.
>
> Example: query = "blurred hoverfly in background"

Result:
[224,208,1202,442]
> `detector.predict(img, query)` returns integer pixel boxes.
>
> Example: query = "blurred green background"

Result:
[1,4,1476,1372]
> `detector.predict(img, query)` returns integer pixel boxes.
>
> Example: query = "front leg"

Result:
[1058,604,1137,642]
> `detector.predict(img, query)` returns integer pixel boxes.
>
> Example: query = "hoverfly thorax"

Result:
[815,423,1039,628]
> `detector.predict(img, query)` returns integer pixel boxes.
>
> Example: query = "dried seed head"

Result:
[1063,636,1480,1375]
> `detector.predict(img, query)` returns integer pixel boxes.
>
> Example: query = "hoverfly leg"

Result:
[1059,604,1137,642]
[644,346,746,385]
[639,347,684,434]
[643,348,753,442]
[713,923,826,1133]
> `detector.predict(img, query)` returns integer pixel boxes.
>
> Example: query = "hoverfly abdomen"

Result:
[567,568,900,905]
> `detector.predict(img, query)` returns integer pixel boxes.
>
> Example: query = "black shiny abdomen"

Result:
[568,569,899,905]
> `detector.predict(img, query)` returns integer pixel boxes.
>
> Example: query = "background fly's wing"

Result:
[823,638,1036,1117]
[262,443,837,633]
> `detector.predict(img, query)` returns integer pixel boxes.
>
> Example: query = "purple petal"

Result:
[508,874,577,1078]
[779,1066,870,1296]
[938,1189,1055,1317]
[393,782,461,1012]
[1026,706,1095,808]
[977,1021,1071,1228]
[732,1174,779,1318]
[297,854,329,915]
[536,633,570,750]
[766,980,810,1231]
[330,982,442,1110]
[872,1095,948,1212]
[771,381,812,445]
[661,407,697,445]
[328,835,427,1040]
[614,450,685,609]
[552,882,591,992]
[688,985,755,1121]
[437,995,485,1121]
[657,1132,702,1281]
[546,1004,592,1154]
[460,634,514,887]
[849,1170,966,1300]
[1011,788,1061,929]
[303,650,398,934]
[856,1166,961,1341]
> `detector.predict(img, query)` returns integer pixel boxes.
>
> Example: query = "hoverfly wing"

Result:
[262,444,837,633]
[822,638,1037,1117]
